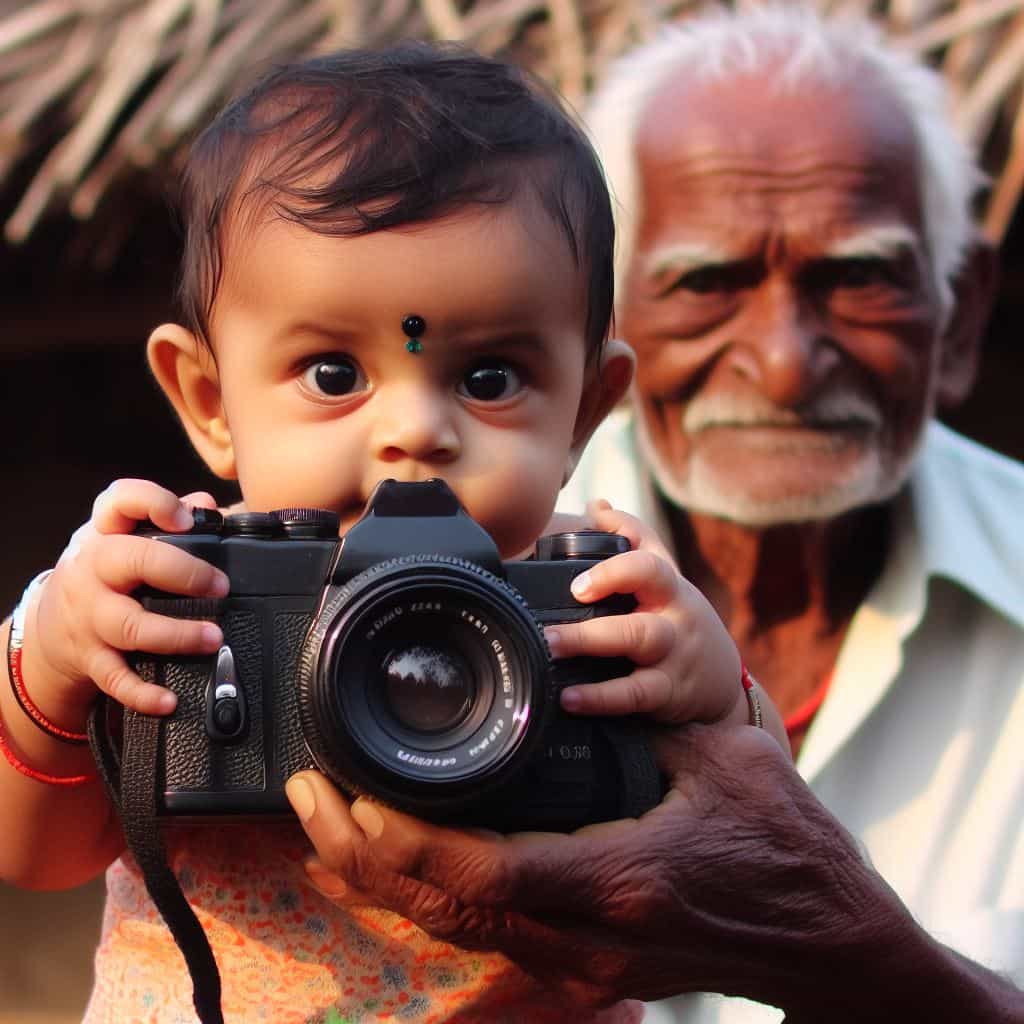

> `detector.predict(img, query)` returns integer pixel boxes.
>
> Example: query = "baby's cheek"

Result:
[237,451,362,517]
[469,475,562,560]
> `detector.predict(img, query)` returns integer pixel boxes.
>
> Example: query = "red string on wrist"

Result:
[783,672,834,737]
[7,644,88,745]
[7,569,88,746]
[0,708,96,786]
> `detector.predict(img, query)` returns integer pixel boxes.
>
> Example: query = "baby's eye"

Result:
[458,360,523,402]
[302,356,366,397]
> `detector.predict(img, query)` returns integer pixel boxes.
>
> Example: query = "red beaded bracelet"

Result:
[7,570,88,746]
[0,705,96,786]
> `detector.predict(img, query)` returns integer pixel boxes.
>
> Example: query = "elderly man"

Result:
[286,8,1024,1022]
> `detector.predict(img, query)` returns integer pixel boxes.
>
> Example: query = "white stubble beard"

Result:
[633,389,929,527]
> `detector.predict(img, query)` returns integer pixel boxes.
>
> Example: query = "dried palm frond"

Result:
[2,0,1024,248]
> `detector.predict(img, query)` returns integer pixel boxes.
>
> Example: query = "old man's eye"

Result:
[669,261,761,296]
[459,360,523,401]
[303,356,366,397]
[676,266,730,293]
[811,257,900,292]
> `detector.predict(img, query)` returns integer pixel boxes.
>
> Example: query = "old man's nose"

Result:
[728,286,839,408]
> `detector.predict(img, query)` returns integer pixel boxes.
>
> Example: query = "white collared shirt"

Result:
[558,415,1024,1022]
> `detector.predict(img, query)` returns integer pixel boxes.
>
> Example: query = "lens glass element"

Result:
[382,645,473,733]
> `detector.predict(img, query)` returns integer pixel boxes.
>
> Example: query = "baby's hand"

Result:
[30,479,229,717]
[545,501,742,727]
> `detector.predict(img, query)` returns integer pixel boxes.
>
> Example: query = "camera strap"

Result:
[88,699,225,1024]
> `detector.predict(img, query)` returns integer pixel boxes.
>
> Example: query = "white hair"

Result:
[585,5,982,314]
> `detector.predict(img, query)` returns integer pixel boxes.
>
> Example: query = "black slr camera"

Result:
[126,479,661,831]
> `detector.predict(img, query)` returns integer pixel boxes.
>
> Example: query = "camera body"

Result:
[128,480,662,831]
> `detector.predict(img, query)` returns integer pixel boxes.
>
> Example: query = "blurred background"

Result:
[1,0,1022,1020]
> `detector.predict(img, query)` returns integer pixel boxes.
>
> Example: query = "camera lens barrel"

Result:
[298,555,552,818]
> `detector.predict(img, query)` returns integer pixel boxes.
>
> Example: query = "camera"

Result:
[125,479,662,831]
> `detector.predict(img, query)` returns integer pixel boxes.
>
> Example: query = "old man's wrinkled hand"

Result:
[284,722,913,1016]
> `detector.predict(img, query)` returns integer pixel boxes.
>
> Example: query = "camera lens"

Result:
[382,644,473,733]
[299,555,553,817]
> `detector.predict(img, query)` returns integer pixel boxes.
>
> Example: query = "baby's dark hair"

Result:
[177,42,614,360]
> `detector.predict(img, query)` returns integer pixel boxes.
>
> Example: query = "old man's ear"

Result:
[147,323,238,480]
[936,233,999,409]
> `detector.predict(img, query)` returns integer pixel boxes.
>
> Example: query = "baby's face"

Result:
[207,200,591,557]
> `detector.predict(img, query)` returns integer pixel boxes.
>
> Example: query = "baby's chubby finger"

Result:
[85,646,179,715]
[546,611,675,666]
[560,668,674,717]
[93,592,223,656]
[179,491,219,511]
[568,548,681,609]
[586,502,676,565]
[94,533,229,598]
[91,478,197,535]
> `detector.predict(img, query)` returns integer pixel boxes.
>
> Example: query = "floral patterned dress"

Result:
[82,824,639,1024]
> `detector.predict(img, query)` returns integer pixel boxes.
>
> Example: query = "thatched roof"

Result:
[4,0,1024,251]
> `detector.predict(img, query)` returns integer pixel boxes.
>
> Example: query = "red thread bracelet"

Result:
[0,708,96,786]
[783,672,834,738]
[740,664,764,728]
[8,644,88,745]
[7,570,88,746]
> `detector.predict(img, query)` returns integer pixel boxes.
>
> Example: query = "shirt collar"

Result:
[799,420,1024,780]
[908,421,1024,631]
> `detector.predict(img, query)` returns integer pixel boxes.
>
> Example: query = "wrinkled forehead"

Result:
[633,61,926,249]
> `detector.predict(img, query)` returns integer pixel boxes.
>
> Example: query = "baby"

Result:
[0,43,782,1024]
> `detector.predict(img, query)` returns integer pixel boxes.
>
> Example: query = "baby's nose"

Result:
[371,386,460,464]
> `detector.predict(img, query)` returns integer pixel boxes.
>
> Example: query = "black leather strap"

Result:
[87,699,121,807]
[89,699,225,1024]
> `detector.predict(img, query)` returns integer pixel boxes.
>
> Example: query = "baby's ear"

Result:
[147,324,237,480]
[565,338,635,482]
